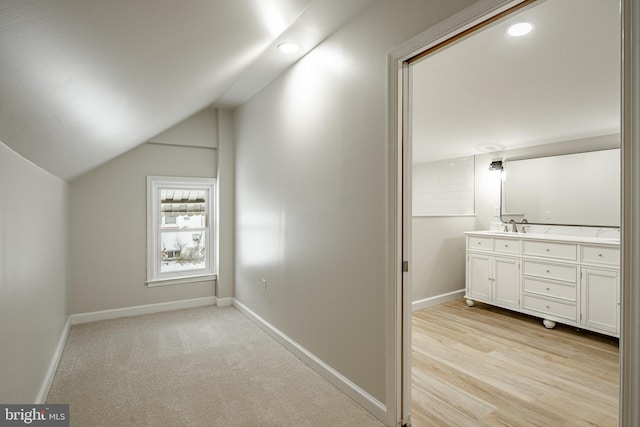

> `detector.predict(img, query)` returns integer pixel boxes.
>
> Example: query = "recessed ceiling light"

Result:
[477,144,503,153]
[507,22,534,37]
[278,42,299,54]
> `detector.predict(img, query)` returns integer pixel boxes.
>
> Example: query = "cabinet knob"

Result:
[546,248,551,252]
[598,253,603,257]
[546,305,551,309]
[546,287,550,291]
[546,270,550,273]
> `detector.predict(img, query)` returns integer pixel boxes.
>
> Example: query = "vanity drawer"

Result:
[523,277,576,301]
[581,245,620,266]
[493,238,520,255]
[523,260,577,283]
[468,236,492,251]
[522,294,577,321]
[523,240,577,261]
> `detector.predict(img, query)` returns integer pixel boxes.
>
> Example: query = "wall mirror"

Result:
[501,148,620,227]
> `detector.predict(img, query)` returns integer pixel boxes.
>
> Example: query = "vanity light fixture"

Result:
[507,22,534,37]
[489,160,504,171]
[278,42,299,54]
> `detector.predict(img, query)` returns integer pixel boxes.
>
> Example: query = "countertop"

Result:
[464,230,620,246]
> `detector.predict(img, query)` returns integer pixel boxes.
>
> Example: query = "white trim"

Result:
[36,317,71,404]
[215,297,233,307]
[146,274,216,287]
[413,214,476,218]
[412,289,466,312]
[232,299,387,423]
[69,296,217,325]
[621,0,639,424]
[146,176,217,284]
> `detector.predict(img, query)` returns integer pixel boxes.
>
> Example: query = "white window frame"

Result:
[146,176,217,287]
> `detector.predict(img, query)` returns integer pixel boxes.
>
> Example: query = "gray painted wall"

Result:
[0,142,68,403]
[233,0,475,406]
[216,109,235,300]
[69,111,218,314]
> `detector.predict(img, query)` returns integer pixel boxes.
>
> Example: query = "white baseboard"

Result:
[36,317,71,404]
[412,289,465,312]
[232,299,387,422]
[70,296,217,325]
[215,297,233,307]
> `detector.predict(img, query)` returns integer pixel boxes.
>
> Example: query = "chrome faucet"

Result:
[520,218,529,234]
[508,219,517,232]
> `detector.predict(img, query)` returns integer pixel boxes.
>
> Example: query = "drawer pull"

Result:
[504,244,509,247]
[546,270,551,273]
[546,287,551,291]
[546,305,551,309]
[598,253,603,257]
[546,249,551,252]
[478,242,482,245]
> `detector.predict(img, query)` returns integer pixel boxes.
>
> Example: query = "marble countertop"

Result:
[465,230,620,246]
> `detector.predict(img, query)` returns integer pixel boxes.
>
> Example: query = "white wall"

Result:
[0,142,68,403]
[69,110,218,314]
[233,0,476,413]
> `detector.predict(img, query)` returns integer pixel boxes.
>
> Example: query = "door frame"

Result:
[387,0,640,425]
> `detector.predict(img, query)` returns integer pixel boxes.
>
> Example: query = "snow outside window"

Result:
[147,176,216,286]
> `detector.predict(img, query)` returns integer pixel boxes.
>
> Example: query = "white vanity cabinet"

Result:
[466,236,520,310]
[580,245,620,336]
[520,240,578,329]
[465,232,620,337]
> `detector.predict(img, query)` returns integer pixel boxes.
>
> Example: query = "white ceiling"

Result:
[412,0,621,164]
[0,0,374,180]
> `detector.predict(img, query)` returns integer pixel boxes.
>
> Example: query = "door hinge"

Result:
[403,261,409,272]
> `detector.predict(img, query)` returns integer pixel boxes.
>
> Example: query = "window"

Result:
[147,176,216,286]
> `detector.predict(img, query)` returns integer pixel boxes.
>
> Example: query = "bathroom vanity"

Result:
[464,230,620,337]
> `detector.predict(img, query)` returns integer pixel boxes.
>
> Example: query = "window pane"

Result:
[160,188,207,230]
[160,231,207,273]
[161,213,205,229]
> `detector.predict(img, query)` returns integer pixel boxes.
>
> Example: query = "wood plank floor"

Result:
[411,299,619,427]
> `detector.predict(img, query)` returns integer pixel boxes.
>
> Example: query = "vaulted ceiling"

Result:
[0,0,374,180]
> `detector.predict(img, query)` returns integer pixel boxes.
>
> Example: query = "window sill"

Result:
[412,214,477,218]
[146,274,217,287]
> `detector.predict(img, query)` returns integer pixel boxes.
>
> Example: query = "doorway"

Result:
[390,0,638,425]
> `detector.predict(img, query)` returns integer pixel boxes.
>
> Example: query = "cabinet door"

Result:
[467,253,491,303]
[493,256,520,309]
[581,267,619,335]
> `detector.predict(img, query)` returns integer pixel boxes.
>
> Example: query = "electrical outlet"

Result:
[546,210,552,219]
[262,278,267,292]
[494,206,500,216]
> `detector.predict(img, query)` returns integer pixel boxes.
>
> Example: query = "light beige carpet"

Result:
[46,306,383,427]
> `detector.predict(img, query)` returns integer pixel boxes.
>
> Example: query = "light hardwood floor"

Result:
[412,299,619,427]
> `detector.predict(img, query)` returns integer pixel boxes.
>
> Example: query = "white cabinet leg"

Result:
[543,319,556,329]
[466,299,475,307]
